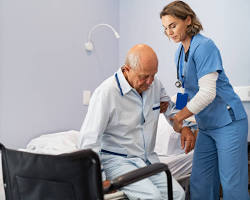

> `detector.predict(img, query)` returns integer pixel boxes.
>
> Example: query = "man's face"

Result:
[126,64,158,94]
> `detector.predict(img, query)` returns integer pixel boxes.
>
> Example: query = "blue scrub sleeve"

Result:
[194,39,223,79]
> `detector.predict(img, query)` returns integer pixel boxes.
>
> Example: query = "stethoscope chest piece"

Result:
[175,80,182,88]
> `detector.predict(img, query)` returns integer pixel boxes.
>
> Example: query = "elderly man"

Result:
[79,44,195,200]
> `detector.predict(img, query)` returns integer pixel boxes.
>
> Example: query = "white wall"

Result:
[119,0,250,139]
[0,0,119,148]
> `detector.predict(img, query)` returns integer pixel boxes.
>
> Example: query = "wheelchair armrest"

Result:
[103,162,173,200]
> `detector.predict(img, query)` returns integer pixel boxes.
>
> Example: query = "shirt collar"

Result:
[115,68,133,96]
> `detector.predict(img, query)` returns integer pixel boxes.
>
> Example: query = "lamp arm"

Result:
[87,23,120,41]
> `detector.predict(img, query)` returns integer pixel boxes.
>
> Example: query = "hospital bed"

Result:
[0,114,193,200]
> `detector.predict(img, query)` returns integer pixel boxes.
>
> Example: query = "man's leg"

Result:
[101,154,177,200]
[190,130,220,200]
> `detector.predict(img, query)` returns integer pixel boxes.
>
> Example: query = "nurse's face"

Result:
[161,15,191,43]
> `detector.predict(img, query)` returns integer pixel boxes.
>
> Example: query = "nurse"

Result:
[160,1,249,200]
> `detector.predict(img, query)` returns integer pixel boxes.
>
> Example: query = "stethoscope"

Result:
[175,46,184,88]
[175,37,193,88]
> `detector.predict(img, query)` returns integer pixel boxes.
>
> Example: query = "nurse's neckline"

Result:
[182,36,192,53]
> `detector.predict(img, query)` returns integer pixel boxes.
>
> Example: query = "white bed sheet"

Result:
[155,114,186,156]
[159,151,193,179]
[155,114,194,179]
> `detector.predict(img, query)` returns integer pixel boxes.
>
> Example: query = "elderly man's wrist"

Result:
[175,114,182,123]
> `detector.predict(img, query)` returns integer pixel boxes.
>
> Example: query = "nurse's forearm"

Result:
[171,107,193,132]
[174,106,193,123]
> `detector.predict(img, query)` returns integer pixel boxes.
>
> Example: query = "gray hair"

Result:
[125,53,140,69]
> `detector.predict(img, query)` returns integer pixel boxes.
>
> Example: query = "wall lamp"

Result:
[85,23,120,52]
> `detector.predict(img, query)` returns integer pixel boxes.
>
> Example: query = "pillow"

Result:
[25,130,80,155]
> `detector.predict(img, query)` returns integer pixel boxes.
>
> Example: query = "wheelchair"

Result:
[0,143,173,200]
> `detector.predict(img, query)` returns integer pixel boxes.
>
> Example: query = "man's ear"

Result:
[123,64,131,72]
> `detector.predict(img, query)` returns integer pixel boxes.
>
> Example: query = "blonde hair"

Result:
[160,1,203,37]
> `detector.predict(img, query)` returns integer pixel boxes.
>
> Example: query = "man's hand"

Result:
[180,127,196,154]
[160,101,169,113]
[103,180,110,189]
[103,180,117,193]
[170,115,183,133]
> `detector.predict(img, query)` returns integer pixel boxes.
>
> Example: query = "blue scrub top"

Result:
[175,33,247,130]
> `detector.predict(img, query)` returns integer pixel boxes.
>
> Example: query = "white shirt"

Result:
[187,72,218,114]
[79,68,185,163]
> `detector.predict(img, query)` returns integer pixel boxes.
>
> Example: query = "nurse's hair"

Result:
[160,0,203,37]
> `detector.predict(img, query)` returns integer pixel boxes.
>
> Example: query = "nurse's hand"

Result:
[180,127,196,154]
[160,101,169,113]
